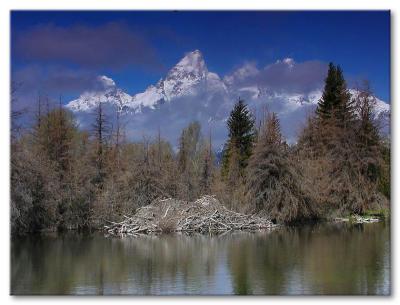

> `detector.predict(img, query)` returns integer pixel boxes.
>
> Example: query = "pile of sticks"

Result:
[333,214,381,224]
[105,195,277,236]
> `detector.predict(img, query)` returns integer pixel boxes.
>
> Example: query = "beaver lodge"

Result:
[105,195,277,236]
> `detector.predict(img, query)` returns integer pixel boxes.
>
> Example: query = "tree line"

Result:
[10,63,390,234]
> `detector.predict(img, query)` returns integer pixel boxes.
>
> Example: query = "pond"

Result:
[11,221,390,295]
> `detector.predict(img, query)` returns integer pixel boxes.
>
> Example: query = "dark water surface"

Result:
[11,222,390,295]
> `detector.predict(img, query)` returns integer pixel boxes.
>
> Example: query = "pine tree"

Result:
[316,63,337,120]
[246,113,320,223]
[247,113,283,212]
[311,65,386,215]
[316,63,353,125]
[313,63,355,156]
[334,66,355,129]
[222,99,255,179]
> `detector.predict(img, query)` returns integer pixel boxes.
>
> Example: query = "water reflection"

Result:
[11,222,390,295]
[227,223,390,295]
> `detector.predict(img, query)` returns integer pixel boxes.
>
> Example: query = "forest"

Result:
[10,63,390,235]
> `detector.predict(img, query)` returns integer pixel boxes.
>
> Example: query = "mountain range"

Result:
[66,50,390,148]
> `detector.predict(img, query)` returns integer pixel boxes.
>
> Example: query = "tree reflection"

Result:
[227,222,390,295]
[11,222,390,295]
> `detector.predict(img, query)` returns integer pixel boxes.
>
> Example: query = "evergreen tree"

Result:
[334,66,355,129]
[313,63,355,156]
[316,63,353,125]
[308,65,387,215]
[222,99,255,178]
[246,113,320,223]
[316,63,337,120]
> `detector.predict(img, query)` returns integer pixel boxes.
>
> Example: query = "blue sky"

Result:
[11,10,390,102]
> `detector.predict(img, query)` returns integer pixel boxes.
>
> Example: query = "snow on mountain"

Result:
[67,50,228,114]
[130,49,227,109]
[67,75,132,112]
[348,89,390,117]
[66,50,390,145]
[130,81,164,110]
[163,49,207,99]
[246,88,390,117]
[129,50,209,109]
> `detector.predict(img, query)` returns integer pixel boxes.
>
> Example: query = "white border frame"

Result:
[0,1,397,304]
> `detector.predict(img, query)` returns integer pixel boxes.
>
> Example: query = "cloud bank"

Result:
[14,22,160,70]
[225,58,328,94]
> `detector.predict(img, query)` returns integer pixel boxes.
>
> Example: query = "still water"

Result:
[11,222,390,295]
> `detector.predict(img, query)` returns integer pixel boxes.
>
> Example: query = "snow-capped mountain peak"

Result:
[129,50,226,109]
[66,75,129,112]
[162,50,208,100]
[66,51,390,145]
[171,49,207,76]
[67,50,226,113]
